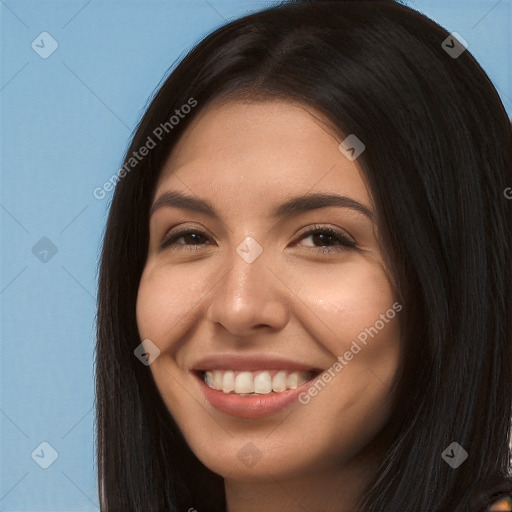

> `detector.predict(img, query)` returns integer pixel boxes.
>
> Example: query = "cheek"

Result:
[136,260,220,349]
[277,256,398,356]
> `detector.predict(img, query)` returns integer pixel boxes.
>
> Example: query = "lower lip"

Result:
[194,373,314,419]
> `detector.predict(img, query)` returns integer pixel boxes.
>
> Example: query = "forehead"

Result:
[155,100,372,211]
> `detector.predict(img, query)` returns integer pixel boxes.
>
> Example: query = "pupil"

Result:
[314,233,335,246]
[186,233,201,244]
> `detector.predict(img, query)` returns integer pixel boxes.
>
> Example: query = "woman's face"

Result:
[136,99,401,482]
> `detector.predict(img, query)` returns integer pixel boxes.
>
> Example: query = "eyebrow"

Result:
[150,190,374,221]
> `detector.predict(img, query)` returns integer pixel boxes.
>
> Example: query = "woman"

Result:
[95,0,512,510]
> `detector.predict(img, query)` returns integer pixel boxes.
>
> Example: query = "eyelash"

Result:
[160,225,357,254]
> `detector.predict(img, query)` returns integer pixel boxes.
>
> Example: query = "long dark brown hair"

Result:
[95,1,512,510]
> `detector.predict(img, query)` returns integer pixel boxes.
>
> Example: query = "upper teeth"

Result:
[203,370,313,394]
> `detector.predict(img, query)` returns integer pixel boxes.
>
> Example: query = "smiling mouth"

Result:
[196,369,321,395]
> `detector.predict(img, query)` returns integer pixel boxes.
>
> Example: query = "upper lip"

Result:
[190,354,323,373]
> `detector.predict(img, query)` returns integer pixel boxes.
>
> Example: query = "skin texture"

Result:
[136,100,402,512]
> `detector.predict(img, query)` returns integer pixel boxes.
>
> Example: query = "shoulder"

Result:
[484,492,512,511]
[471,476,512,512]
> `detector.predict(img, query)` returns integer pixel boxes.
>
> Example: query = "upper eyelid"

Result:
[160,223,213,242]
[295,225,356,245]
[306,224,355,241]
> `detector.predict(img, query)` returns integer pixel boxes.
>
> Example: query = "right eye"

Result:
[160,229,213,251]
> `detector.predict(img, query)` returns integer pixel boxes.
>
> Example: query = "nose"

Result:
[205,244,290,337]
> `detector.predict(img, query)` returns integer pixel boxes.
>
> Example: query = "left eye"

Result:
[296,226,357,252]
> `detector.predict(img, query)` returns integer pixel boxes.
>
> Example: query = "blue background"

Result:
[1,1,510,510]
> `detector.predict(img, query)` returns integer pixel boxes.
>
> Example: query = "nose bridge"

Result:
[227,242,269,302]
[206,237,289,334]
